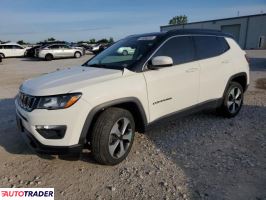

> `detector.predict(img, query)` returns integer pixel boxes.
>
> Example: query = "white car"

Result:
[0,43,28,58]
[16,29,249,165]
[37,44,83,61]
[117,47,135,55]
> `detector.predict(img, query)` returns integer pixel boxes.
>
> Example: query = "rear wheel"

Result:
[0,53,5,58]
[74,52,82,58]
[45,54,53,61]
[217,82,244,118]
[91,107,135,165]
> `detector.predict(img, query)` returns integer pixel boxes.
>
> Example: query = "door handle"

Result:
[185,68,198,73]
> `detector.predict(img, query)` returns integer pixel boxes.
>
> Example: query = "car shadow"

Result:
[145,103,266,199]
[20,57,42,62]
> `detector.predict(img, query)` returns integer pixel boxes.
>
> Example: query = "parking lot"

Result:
[0,51,265,200]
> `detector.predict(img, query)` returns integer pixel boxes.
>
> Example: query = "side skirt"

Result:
[145,98,222,131]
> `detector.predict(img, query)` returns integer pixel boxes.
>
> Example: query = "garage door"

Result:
[221,24,241,43]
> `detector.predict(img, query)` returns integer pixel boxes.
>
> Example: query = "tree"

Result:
[97,38,109,44]
[89,38,96,43]
[47,37,56,42]
[17,40,26,45]
[109,37,114,43]
[169,15,188,25]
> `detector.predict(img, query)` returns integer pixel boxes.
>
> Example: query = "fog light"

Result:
[36,125,66,139]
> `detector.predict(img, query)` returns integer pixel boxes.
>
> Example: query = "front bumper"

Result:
[15,98,91,153]
[16,111,83,155]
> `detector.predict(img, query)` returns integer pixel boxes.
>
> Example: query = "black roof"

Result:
[165,29,233,38]
[128,29,233,39]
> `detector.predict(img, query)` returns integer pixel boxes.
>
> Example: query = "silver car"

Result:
[38,44,84,61]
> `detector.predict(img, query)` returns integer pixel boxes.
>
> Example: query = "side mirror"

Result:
[149,56,173,69]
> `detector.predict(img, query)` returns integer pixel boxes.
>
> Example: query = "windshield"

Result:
[84,36,158,70]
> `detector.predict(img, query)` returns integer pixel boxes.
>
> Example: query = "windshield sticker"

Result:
[138,36,156,41]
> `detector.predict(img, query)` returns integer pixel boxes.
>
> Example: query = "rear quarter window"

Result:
[193,36,229,60]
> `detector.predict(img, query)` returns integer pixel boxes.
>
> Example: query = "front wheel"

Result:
[217,82,244,118]
[91,107,135,165]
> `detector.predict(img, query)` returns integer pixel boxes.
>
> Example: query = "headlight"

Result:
[37,93,81,110]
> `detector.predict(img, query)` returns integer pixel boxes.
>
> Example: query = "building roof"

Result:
[161,13,266,29]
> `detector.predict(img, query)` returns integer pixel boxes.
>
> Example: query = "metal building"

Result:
[160,14,266,49]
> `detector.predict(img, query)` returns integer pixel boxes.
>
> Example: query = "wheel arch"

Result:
[0,53,5,58]
[79,97,148,145]
[223,72,248,97]
[45,53,53,59]
[75,51,82,55]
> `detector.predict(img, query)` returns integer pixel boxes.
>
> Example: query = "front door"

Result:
[143,36,200,122]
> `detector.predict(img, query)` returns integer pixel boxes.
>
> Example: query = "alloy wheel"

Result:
[108,117,133,159]
[227,87,242,114]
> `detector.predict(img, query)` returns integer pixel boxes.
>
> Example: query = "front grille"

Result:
[17,92,38,112]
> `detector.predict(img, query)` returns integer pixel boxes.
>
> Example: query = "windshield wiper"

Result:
[86,63,106,67]
[85,63,124,70]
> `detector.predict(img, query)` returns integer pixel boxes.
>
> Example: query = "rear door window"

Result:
[12,45,23,49]
[49,45,59,49]
[193,36,228,60]
[153,36,195,65]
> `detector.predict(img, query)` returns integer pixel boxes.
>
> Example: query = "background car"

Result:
[24,45,41,57]
[117,46,135,55]
[37,44,84,61]
[92,43,112,55]
[34,41,67,57]
[0,43,28,58]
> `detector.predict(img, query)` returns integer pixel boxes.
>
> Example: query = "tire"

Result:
[0,53,5,58]
[74,52,82,58]
[91,107,135,165]
[217,82,244,118]
[45,54,53,61]
[122,50,128,56]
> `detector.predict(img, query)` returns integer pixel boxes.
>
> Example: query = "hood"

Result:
[20,66,123,96]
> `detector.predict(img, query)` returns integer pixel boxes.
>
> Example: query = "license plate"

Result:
[16,115,24,132]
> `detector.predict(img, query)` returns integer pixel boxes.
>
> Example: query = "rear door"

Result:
[143,36,200,122]
[61,45,74,57]
[49,45,61,58]
[193,36,231,102]
[3,45,13,57]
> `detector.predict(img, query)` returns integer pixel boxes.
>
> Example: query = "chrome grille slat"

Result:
[17,92,37,112]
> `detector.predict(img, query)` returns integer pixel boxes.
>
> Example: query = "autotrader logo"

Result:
[0,188,54,200]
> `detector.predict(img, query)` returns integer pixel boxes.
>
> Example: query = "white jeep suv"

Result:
[16,29,249,165]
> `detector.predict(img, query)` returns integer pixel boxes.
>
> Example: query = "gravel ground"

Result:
[0,51,265,200]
